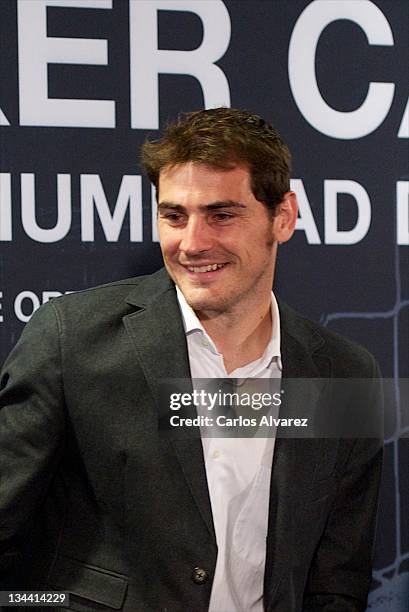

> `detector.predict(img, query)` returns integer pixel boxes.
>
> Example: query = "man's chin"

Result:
[179,287,224,313]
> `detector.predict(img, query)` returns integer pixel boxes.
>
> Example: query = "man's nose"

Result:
[179,217,214,255]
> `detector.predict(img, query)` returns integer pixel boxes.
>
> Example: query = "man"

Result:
[0,108,382,611]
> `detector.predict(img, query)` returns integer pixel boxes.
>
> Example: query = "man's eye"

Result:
[213,212,233,221]
[162,213,184,224]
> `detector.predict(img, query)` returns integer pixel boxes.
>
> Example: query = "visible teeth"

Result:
[188,263,225,273]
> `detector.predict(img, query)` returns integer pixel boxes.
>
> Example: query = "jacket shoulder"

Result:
[55,274,148,305]
[279,300,379,377]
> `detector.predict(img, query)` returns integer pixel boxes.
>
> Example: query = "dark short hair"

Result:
[141,107,291,215]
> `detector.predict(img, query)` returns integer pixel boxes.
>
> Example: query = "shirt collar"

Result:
[175,286,282,370]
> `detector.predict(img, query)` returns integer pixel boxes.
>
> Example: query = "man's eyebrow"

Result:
[157,200,247,211]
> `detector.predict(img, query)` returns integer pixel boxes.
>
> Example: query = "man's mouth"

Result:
[185,263,227,273]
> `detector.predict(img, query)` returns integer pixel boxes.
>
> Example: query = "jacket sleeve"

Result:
[302,358,384,611]
[0,301,65,580]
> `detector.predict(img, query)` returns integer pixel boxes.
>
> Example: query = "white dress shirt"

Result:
[176,287,282,612]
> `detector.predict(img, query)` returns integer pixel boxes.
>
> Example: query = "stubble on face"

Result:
[157,163,279,321]
[172,228,278,321]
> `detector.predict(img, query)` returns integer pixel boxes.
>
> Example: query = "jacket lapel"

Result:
[264,301,332,609]
[123,268,215,538]
[123,269,190,403]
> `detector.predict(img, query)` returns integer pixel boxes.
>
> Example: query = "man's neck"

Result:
[197,296,273,375]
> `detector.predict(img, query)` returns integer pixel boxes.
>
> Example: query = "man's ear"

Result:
[273,191,298,243]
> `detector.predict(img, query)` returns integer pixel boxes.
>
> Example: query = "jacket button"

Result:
[191,566,209,584]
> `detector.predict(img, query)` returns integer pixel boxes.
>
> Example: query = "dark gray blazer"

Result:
[0,268,383,611]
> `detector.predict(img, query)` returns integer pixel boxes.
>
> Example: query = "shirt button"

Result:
[191,567,209,585]
[202,339,209,347]
[212,449,220,459]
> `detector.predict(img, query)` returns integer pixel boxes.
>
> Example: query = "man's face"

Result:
[157,162,284,317]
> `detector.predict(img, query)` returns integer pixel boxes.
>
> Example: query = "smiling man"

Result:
[157,163,285,313]
[156,162,296,373]
[0,108,382,611]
